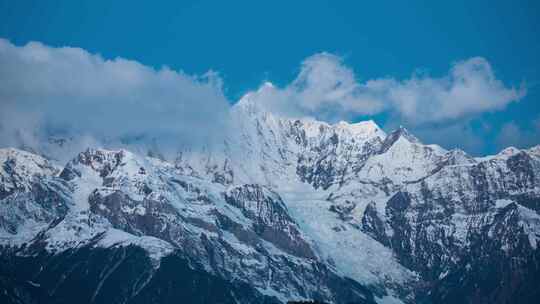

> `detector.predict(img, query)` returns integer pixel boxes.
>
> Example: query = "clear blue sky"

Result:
[0,0,538,154]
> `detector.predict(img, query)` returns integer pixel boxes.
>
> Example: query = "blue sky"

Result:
[0,0,539,155]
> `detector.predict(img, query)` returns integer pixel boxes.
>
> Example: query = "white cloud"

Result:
[0,39,231,157]
[0,39,531,158]
[287,53,385,117]
[496,118,540,150]
[381,57,526,124]
[253,53,525,125]
[251,53,386,122]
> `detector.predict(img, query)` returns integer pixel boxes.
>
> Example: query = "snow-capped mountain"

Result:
[1,88,539,304]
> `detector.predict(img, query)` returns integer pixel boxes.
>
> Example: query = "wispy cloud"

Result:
[379,57,526,125]
[496,117,540,150]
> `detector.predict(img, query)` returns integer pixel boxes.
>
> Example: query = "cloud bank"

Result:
[0,39,531,158]
[254,53,525,125]
[0,39,230,159]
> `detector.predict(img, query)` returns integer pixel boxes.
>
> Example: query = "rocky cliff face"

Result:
[360,147,540,303]
[0,94,539,303]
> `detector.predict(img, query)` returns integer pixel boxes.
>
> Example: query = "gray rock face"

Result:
[360,147,540,303]
[59,148,124,181]
[0,148,60,200]
[294,121,385,190]
[224,184,316,259]
[0,149,69,246]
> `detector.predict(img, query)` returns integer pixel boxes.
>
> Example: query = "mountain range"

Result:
[1,86,539,304]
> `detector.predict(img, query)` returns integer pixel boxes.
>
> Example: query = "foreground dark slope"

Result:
[0,245,274,304]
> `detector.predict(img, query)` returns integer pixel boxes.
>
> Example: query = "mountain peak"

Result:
[0,147,59,199]
[393,126,420,143]
[334,120,386,139]
[499,146,520,156]
[527,145,540,157]
[236,82,276,108]
[0,147,58,178]
[478,146,521,162]
[379,126,421,153]
[60,148,132,180]
[260,81,275,89]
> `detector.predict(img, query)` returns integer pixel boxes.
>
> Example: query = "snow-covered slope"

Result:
[0,147,376,304]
